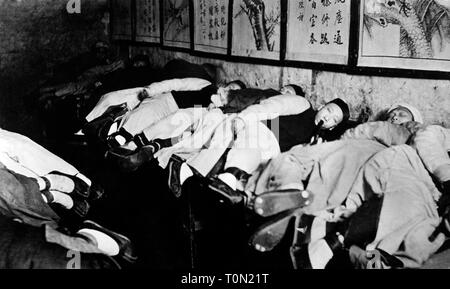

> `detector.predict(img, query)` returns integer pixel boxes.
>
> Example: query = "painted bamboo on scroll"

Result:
[235,0,280,51]
[231,0,281,59]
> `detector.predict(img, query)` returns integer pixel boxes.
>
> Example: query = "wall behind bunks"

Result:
[0,0,110,137]
[129,45,450,127]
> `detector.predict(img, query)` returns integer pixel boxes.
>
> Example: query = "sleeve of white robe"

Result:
[237,94,311,123]
[411,125,450,183]
[143,78,212,97]
[85,87,143,122]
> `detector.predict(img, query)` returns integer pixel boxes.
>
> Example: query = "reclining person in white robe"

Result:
[106,87,306,195]
[0,128,136,261]
[246,121,449,269]
[82,77,215,142]
[0,128,95,217]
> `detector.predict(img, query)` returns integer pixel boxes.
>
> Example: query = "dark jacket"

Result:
[222,88,280,114]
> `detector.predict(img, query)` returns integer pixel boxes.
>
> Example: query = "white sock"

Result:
[124,141,138,150]
[218,173,237,191]
[75,173,92,187]
[50,191,74,209]
[179,163,193,185]
[45,174,75,193]
[107,122,119,136]
[236,180,245,192]
[115,135,127,146]
[308,238,334,269]
[310,217,327,243]
[77,229,120,256]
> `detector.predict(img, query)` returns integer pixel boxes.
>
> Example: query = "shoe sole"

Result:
[106,151,139,173]
[108,147,153,173]
[249,209,303,252]
[252,190,313,218]
[168,160,182,198]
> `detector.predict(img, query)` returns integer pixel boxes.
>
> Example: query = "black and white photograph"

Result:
[285,0,351,64]
[135,0,160,43]
[0,0,449,278]
[231,0,282,59]
[359,0,450,71]
[162,0,191,49]
[111,0,133,40]
[193,0,229,54]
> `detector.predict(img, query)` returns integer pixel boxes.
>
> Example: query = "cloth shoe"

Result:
[107,145,156,172]
[106,127,134,149]
[207,176,247,206]
[82,103,128,142]
[47,171,89,198]
[80,220,138,263]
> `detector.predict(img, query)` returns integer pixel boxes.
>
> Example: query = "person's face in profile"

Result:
[280,85,297,95]
[387,107,413,125]
[212,82,243,106]
[315,103,344,130]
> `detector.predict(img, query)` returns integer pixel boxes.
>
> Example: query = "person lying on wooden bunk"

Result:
[104,84,299,173]
[82,59,225,146]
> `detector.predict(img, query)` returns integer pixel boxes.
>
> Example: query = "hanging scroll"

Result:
[285,0,351,64]
[135,0,160,43]
[111,0,133,41]
[358,0,450,72]
[162,0,191,49]
[193,0,229,54]
[231,0,282,60]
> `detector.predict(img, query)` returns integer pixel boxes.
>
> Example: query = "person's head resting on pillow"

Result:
[386,103,423,125]
[315,98,350,130]
[210,80,247,108]
[280,84,305,96]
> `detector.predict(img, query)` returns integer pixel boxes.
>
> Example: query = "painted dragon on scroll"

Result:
[235,0,280,51]
[364,0,450,58]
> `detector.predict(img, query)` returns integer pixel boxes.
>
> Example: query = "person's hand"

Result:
[330,205,354,222]
[207,103,217,110]
[402,121,424,134]
[210,93,224,108]
[422,221,446,255]
[349,246,384,269]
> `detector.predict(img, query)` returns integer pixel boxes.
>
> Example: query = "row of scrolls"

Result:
[111,0,450,72]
